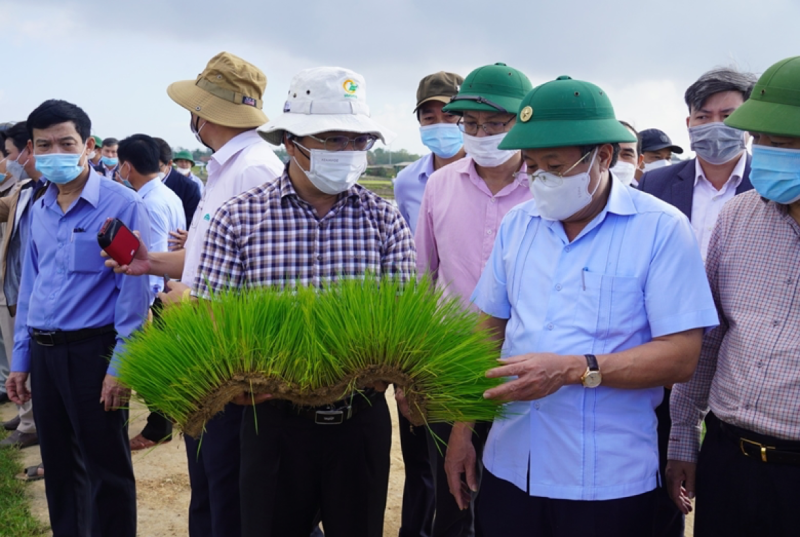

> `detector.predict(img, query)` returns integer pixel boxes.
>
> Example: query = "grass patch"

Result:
[359,177,395,200]
[0,432,49,535]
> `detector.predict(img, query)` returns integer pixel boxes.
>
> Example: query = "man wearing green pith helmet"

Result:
[444,76,718,535]
[667,56,800,537]
[412,62,532,537]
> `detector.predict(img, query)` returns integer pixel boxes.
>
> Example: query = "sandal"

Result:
[15,463,44,482]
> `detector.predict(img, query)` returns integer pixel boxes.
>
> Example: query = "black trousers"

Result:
[426,422,489,537]
[31,331,136,537]
[477,470,656,537]
[653,388,683,537]
[694,413,800,537]
[398,409,434,537]
[184,403,245,537]
[140,410,173,442]
[240,393,392,537]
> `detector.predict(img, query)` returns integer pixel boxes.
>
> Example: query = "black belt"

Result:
[31,325,116,347]
[717,416,800,466]
[268,388,380,425]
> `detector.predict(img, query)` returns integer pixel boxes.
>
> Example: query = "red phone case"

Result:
[97,218,139,266]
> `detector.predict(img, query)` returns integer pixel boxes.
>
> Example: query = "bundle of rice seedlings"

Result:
[118,275,503,437]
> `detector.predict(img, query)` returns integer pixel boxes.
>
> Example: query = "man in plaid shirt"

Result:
[667,56,800,537]
[194,67,414,537]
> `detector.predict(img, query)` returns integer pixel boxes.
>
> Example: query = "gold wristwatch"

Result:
[581,354,602,388]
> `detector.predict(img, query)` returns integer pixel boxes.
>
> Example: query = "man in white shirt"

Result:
[105,51,283,537]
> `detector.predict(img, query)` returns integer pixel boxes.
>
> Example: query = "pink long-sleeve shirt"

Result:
[414,156,531,310]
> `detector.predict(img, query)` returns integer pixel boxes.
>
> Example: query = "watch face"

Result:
[583,370,602,388]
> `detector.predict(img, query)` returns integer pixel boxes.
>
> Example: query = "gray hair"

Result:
[684,67,758,113]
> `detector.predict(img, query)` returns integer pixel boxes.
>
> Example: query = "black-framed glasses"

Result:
[448,95,508,113]
[306,134,378,152]
[457,117,515,136]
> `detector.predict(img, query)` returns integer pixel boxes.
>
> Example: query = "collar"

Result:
[43,167,101,209]
[137,177,161,198]
[418,153,435,181]
[693,152,747,189]
[527,174,637,218]
[453,156,529,188]
[210,129,261,169]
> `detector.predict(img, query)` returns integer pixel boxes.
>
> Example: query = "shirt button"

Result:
[555,284,562,291]
[317,255,322,261]
[756,362,764,368]
[546,323,554,331]
[786,279,794,285]
[534,402,540,410]
[565,246,571,252]
[773,320,780,327]
[490,197,497,204]
[485,230,492,236]
[744,404,751,411]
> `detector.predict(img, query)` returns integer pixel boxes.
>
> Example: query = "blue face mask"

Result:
[750,145,800,204]
[34,151,86,184]
[0,173,5,183]
[101,156,118,167]
[420,123,463,159]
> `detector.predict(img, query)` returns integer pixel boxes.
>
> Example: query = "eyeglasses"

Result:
[515,150,593,187]
[457,117,515,136]
[305,134,378,152]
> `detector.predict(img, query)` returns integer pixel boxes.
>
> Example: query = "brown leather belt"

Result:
[717,418,800,466]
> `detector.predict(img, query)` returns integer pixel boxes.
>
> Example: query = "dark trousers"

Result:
[427,422,489,537]
[398,409,434,537]
[653,388,683,537]
[185,403,244,537]
[694,413,800,537]
[240,393,392,537]
[141,410,173,442]
[477,470,656,537]
[31,332,136,537]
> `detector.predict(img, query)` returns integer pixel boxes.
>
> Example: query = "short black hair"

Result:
[619,120,642,155]
[684,68,758,113]
[102,137,119,148]
[5,122,30,153]
[578,143,621,168]
[117,134,161,175]
[26,99,91,143]
[152,137,173,165]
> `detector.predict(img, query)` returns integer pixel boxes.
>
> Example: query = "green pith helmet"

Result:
[725,56,800,138]
[442,62,532,115]
[498,75,636,150]
[92,135,103,147]
[173,149,195,164]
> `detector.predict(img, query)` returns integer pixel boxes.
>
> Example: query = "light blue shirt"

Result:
[471,177,718,501]
[12,169,152,376]
[188,172,204,195]
[138,178,186,297]
[393,154,434,235]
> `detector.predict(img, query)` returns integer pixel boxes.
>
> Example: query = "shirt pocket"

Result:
[575,271,644,347]
[70,234,105,273]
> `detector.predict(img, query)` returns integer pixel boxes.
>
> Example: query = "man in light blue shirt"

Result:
[393,71,465,235]
[444,77,718,536]
[118,134,186,299]
[5,99,151,537]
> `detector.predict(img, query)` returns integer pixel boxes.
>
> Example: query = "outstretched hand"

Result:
[102,229,151,275]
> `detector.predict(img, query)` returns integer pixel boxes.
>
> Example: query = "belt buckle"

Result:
[35,331,56,347]
[314,404,352,425]
[740,437,775,463]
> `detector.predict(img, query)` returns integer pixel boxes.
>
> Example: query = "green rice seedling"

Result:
[118,274,504,437]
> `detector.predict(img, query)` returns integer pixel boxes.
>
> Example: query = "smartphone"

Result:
[97,217,139,265]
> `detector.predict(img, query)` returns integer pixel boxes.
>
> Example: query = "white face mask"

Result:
[610,160,636,186]
[642,159,671,173]
[88,150,97,160]
[294,142,367,195]
[462,133,517,168]
[175,166,191,176]
[528,150,600,221]
[6,152,28,180]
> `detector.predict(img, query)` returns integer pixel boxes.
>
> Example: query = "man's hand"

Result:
[665,459,696,514]
[395,387,412,420]
[483,352,583,401]
[102,230,151,275]
[168,229,189,251]
[157,280,190,307]
[231,392,273,405]
[6,372,30,404]
[445,422,478,510]
[100,374,130,411]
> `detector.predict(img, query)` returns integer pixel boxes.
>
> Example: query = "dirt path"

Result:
[0,393,693,536]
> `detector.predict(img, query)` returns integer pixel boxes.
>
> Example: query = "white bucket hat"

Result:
[258,66,395,146]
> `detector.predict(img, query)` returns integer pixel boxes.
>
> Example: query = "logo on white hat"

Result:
[343,79,359,98]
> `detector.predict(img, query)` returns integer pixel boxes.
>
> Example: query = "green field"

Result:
[359,176,395,200]
[0,431,49,535]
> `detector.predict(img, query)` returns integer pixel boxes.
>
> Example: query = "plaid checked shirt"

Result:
[669,191,800,463]
[194,171,415,295]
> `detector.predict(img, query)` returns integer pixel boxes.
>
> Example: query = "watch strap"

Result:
[584,353,599,372]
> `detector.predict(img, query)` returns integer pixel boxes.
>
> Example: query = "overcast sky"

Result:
[2,0,797,157]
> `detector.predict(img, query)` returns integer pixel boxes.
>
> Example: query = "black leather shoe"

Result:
[2,416,20,431]
[0,430,39,449]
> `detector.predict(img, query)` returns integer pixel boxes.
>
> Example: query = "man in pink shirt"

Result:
[414,62,533,536]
